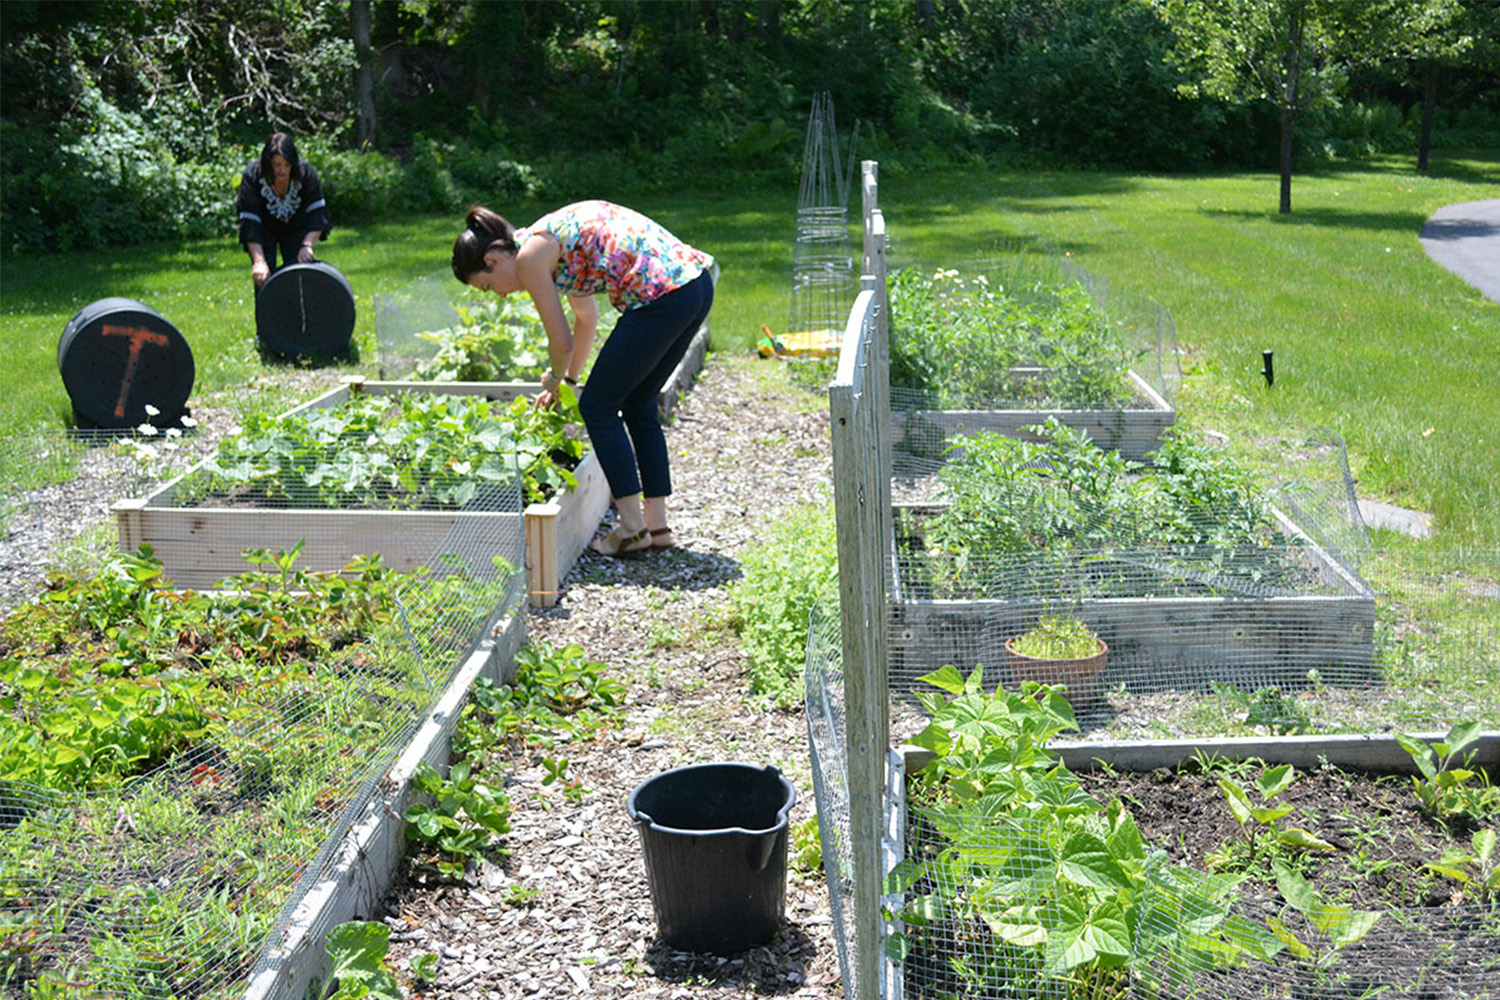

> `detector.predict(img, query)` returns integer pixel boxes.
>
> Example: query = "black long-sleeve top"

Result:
[235,158,331,250]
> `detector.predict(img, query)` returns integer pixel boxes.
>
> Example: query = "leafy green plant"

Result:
[728,502,839,709]
[790,814,823,875]
[456,641,624,754]
[408,951,440,985]
[186,389,586,509]
[413,297,551,383]
[1010,616,1101,660]
[888,267,1137,409]
[1209,682,1314,736]
[1426,828,1500,906]
[896,664,1284,999]
[540,755,587,804]
[1395,721,1500,826]
[315,921,403,1000]
[403,759,512,881]
[913,419,1295,600]
[1266,861,1382,992]
[1206,764,1334,876]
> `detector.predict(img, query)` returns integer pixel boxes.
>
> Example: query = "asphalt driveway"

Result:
[1419,198,1500,304]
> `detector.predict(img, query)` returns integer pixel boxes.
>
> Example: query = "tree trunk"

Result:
[351,0,375,149]
[758,0,780,46]
[1279,108,1295,215]
[1418,65,1438,172]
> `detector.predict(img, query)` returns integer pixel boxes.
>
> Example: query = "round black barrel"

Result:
[57,298,195,429]
[255,261,356,357]
[626,763,796,954]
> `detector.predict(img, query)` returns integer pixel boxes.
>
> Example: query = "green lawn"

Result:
[3,153,1497,543]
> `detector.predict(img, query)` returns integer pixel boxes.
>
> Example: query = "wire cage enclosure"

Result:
[1,470,527,999]
[372,271,552,383]
[809,161,1500,1000]
[886,253,1181,464]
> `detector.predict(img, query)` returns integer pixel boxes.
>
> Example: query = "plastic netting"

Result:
[1,389,530,998]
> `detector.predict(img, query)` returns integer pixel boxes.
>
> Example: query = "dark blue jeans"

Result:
[579,271,714,499]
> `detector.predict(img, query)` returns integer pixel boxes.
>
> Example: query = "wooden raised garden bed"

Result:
[892,728,1500,1000]
[113,379,609,607]
[891,367,1175,462]
[889,504,1377,699]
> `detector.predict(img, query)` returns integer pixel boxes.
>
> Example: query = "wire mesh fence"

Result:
[1,384,531,998]
[810,163,1500,1000]
[372,271,554,383]
[885,254,1180,466]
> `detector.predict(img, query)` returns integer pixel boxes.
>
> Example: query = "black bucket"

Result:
[626,762,796,955]
[57,297,195,429]
[255,261,356,357]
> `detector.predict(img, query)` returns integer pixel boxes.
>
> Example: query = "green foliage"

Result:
[1209,683,1315,736]
[729,502,840,710]
[790,814,823,875]
[187,390,585,509]
[888,267,1135,409]
[1009,617,1102,661]
[1426,828,1500,906]
[1395,721,1500,825]
[0,546,407,791]
[1266,861,1382,983]
[898,664,1285,997]
[318,921,403,1000]
[404,759,511,881]
[452,641,624,755]
[915,419,1290,599]
[412,298,551,383]
[1206,764,1335,877]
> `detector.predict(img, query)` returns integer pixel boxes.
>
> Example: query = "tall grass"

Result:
[2,154,1496,542]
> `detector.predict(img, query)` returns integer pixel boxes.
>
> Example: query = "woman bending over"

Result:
[452,200,714,556]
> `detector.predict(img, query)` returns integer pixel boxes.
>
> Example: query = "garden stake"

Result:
[1262,349,1275,387]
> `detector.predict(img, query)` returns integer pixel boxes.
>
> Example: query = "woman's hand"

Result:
[297,244,317,264]
[534,388,559,411]
[251,260,271,287]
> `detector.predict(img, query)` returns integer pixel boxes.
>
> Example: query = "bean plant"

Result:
[898,664,1286,999]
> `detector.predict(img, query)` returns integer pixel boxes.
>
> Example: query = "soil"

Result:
[377,354,847,1000]
[1070,765,1500,999]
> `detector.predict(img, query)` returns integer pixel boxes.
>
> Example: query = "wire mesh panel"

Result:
[812,163,1499,1000]
[0,507,526,998]
[373,272,552,382]
[886,256,1180,464]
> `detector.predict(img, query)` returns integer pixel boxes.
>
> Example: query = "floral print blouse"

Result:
[516,201,714,313]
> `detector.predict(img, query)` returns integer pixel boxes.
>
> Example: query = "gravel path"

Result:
[379,354,846,999]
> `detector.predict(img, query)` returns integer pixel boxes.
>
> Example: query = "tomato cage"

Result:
[807,162,1500,1000]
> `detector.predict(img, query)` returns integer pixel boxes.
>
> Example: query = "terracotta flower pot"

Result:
[1003,636,1109,708]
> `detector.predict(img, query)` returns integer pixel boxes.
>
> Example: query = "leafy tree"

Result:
[1381,0,1499,169]
[1153,0,1398,213]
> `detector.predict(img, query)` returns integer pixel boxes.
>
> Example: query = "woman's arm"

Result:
[515,232,572,380]
[566,294,598,380]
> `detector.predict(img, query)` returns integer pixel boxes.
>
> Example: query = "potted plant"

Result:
[1004,614,1108,708]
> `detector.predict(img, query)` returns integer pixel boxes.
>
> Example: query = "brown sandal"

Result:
[649,527,677,550]
[592,526,650,557]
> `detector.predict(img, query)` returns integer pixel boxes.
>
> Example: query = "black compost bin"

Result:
[255,261,356,357]
[626,762,796,955]
[57,297,195,429]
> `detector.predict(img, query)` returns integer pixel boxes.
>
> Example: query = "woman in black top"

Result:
[235,133,331,288]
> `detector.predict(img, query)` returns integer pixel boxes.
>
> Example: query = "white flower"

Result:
[144,404,160,417]
[137,423,159,436]
[180,415,198,428]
